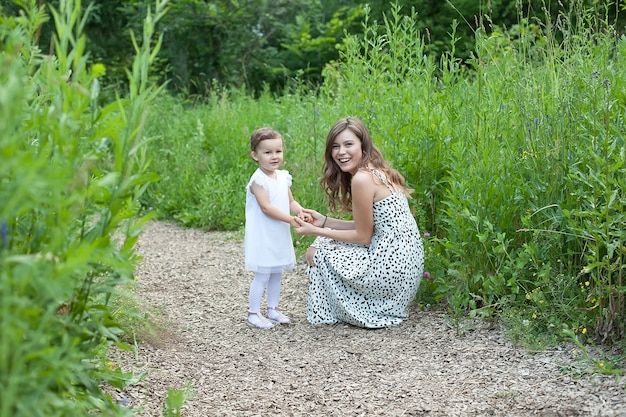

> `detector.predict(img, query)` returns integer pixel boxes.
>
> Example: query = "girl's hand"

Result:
[297,210,312,223]
[290,217,301,228]
[301,209,325,227]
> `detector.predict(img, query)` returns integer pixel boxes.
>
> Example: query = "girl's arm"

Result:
[294,171,374,245]
[288,189,304,215]
[250,182,298,226]
[288,189,312,223]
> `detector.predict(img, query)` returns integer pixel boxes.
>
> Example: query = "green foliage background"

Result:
[141,2,625,352]
[2,0,625,415]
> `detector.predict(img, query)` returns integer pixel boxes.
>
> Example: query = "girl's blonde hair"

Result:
[250,127,282,152]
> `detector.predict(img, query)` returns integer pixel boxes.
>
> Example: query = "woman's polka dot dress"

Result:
[306,170,424,328]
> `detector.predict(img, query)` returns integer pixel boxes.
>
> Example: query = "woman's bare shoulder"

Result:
[353,168,375,183]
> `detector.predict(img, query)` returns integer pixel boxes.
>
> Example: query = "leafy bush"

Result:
[0,0,167,415]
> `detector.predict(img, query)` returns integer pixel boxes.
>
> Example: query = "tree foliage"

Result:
[8,0,623,97]
[12,0,626,94]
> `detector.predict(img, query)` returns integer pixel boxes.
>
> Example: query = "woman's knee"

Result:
[306,247,317,266]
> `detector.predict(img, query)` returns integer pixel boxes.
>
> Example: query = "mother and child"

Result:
[244,117,424,330]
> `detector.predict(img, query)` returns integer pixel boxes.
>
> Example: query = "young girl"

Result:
[245,127,309,329]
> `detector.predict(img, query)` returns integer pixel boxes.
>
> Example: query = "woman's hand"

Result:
[301,209,325,227]
[290,217,301,228]
[293,216,317,236]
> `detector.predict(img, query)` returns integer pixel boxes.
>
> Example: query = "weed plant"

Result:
[140,1,625,352]
[1,0,168,415]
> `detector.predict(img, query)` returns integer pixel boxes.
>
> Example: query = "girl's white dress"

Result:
[244,168,296,273]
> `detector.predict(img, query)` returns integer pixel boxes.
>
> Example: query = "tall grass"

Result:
[141,1,625,347]
[1,0,168,415]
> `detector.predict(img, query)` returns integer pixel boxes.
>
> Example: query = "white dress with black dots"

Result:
[306,169,424,328]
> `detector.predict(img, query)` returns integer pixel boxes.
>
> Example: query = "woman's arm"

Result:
[295,171,375,245]
[301,208,355,230]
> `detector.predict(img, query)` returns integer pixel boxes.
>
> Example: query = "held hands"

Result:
[290,209,313,228]
[301,209,325,227]
[298,210,313,224]
[292,209,325,236]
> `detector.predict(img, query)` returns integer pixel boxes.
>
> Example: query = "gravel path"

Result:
[109,220,626,417]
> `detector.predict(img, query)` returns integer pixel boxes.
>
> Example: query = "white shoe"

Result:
[247,312,274,329]
[267,307,291,324]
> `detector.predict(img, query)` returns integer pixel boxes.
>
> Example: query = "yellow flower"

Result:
[91,63,106,78]
[599,362,605,368]
[585,281,590,287]
[582,328,587,334]
[532,313,537,319]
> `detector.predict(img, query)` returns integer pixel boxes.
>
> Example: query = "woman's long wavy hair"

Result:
[320,117,412,213]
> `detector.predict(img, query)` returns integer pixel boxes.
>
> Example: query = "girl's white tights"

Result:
[248,272,282,312]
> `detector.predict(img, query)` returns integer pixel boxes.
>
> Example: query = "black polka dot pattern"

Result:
[306,182,424,328]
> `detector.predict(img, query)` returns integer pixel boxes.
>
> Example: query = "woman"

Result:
[294,117,424,328]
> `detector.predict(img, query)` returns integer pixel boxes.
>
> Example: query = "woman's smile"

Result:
[332,130,362,173]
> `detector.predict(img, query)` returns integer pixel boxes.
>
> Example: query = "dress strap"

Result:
[367,167,395,192]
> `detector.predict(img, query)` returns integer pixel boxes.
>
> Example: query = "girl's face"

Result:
[331,129,362,175]
[251,137,284,176]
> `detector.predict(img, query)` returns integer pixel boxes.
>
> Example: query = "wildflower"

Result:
[423,232,430,238]
[599,362,605,368]
[1,219,6,250]
[91,63,106,78]
[422,271,432,280]
[585,281,590,287]
[582,328,587,334]
[532,313,537,319]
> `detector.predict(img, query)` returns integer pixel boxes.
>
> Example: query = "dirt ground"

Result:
[108,220,626,417]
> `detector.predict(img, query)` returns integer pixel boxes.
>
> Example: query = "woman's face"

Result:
[331,129,362,175]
